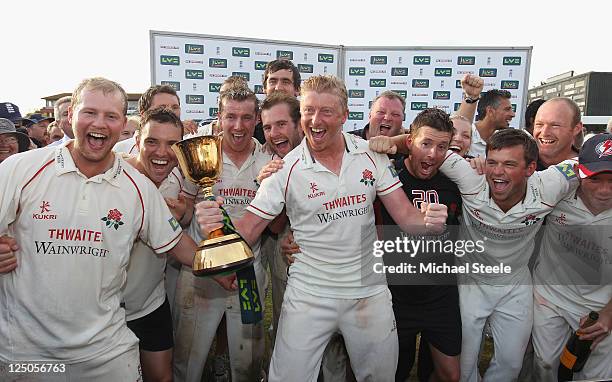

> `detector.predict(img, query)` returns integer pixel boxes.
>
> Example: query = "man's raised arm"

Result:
[456,74,484,122]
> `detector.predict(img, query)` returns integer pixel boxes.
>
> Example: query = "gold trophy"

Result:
[172,135,254,276]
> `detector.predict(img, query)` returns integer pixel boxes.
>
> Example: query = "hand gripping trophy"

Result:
[172,135,262,323]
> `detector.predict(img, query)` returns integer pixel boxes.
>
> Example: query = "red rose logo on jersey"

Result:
[360,169,375,186]
[521,214,541,226]
[102,209,124,230]
[595,139,612,158]
[555,213,568,225]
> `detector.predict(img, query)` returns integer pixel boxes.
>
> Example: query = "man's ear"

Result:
[485,105,494,120]
[67,105,74,124]
[405,133,413,148]
[134,130,141,151]
[573,121,584,137]
[526,160,537,177]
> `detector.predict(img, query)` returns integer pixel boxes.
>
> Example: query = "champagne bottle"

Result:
[557,311,599,381]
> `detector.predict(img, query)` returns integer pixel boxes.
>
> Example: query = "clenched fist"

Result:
[369,135,397,154]
[461,74,484,99]
[195,197,225,237]
[421,202,448,234]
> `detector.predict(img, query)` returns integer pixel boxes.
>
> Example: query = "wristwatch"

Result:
[464,94,480,104]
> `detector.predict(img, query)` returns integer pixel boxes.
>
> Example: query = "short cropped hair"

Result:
[218,87,259,116]
[221,75,249,92]
[476,89,511,121]
[72,77,128,115]
[54,96,72,118]
[300,75,348,112]
[487,128,538,165]
[261,92,301,126]
[127,115,141,129]
[263,59,301,92]
[410,108,454,137]
[138,85,179,116]
[371,91,406,117]
[140,107,184,137]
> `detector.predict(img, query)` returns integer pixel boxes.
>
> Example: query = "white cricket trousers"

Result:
[268,285,398,382]
[173,266,266,382]
[532,291,612,381]
[458,271,533,382]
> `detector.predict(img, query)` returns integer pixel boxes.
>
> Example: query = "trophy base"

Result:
[193,233,254,277]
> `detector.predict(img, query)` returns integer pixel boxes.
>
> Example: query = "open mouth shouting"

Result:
[418,160,437,177]
[272,138,290,154]
[231,132,247,146]
[87,131,108,150]
[151,158,169,169]
[146,157,175,183]
[379,123,392,136]
[311,127,326,142]
[491,178,510,193]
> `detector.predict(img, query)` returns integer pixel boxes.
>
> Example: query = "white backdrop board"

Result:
[342,47,531,131]
[150,32,531,131]
[150,31,341,121]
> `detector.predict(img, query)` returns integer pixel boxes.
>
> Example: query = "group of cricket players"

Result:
[0,59,610,382]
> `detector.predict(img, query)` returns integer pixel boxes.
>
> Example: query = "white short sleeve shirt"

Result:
[439,152,579,283]
[534,192,612,316]
[122,167,191,321]
[247,133,402,299]
[0,143,183,363]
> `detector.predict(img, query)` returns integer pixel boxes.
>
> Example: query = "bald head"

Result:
[533,98,583,166]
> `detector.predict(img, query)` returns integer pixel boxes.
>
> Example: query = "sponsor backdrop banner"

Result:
[343,47,530,131]
[151,31,531,130]
[151,31,341,121]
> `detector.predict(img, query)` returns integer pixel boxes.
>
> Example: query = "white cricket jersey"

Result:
[247,133,402,299]
[439,152,579,284]
[122,167,192,321]
[187,138,271,274]
[112,136,137,155]
[0,142,183,363]
[534,192,612,316]
[468,123,487,158]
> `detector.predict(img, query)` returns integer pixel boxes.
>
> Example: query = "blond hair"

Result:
[127,115,141,130]
[71,77,128,115]
[300,75,348,112]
